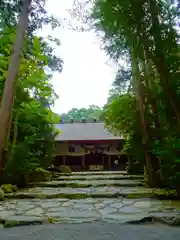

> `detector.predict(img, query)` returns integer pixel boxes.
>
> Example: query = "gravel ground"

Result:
[0,222,180,240]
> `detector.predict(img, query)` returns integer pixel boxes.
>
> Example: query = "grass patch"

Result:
[4,193,48,199]
[152,189,178,200]
[48,217,59,224]
[5,192,123,200]
[5,191,180,200]
[0,219,44,228]
[4,192,150,200]
[127,189,179,200]
[1,184,18,194]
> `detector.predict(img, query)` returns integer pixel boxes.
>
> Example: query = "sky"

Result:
[39,0,116,114]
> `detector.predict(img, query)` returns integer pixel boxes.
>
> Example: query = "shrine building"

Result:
[54,119,128,171]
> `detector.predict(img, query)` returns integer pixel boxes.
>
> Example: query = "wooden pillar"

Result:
[102,155,104,170]
[108,155,111,170]
[62,156,66,165]
[82,155,85,170]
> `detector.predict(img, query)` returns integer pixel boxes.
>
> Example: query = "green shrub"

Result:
[11,185,19,192]
[0,188,4,201]
[3,143,40,187]
[28,168,52,182]
[1,184,18,193]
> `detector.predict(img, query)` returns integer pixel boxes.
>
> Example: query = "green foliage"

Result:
[91,0,180,191]
[0,188,4,201]
[0,0,63,73]
[104,94,136,136]
[0,1,62,186]
[1,184,18,193]
[103,93,144,167]
[28,168,52,183]
[60,105,103,122]
[152,137,180,190]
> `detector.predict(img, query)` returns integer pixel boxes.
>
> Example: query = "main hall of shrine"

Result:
[54,119,127,171]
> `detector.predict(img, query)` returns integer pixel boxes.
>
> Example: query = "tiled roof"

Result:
[54,122,123,141]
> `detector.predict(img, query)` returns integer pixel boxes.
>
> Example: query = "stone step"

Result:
[54,174,144,181]
[0,198,180,227]
[5,186,177,200]
[31,179,144,188]
[58,171,127,176]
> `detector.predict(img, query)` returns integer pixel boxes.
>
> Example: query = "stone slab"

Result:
[17,186,153,197]
[0,198,180,224]
[57,174,144,180]
[0,171,180,227]
[36,179,143,187]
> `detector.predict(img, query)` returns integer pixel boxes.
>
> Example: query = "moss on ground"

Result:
[4,192,135,200]
[127,189,178,200]
[1,184,18,194]
[4,188,179,200]
[152,189,178,199]
[48,217,59,224]
[127,193,153,199]
[34,182,144,188]
[2,219,44,228]
[3,220,22,228]
[5,192,118,200]
[28,168,52,183]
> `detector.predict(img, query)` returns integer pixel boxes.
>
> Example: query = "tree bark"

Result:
[5,89,16,151]
[143,58,162,137]
[131,46,161,188]
[0,0,32,176]
[148,0,180,120]
[132,0,180,121]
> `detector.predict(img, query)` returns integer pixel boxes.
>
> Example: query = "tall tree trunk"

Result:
[5,89,16,151]
[131,47,161,188]
[148,0,180,120]
[0,0,32,176]
[143,59,162,136]
[12,110,19,155]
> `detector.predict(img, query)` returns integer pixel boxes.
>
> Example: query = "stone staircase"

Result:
[0,171,180,227]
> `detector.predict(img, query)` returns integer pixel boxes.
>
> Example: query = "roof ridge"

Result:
[58,121,104,124]
[54,122,123,141]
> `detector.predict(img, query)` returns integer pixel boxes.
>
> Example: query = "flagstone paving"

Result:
[0,171,180,227]
[56,174,144,180]
[70,171,127,175]
[16,186,153,196]
[34,179,144,187]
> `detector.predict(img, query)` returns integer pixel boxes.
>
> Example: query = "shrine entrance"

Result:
[85,151,104,170]
[85,152,103,165]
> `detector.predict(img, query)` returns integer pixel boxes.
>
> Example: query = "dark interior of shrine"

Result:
[54,152,128,171]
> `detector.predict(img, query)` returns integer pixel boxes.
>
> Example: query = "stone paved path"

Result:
[0,171,180,228]
[35,179,144,187]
